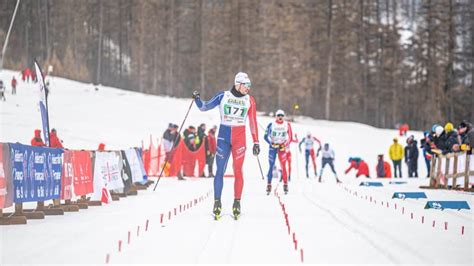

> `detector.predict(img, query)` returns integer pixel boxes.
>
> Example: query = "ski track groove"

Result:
[300,182,430,264]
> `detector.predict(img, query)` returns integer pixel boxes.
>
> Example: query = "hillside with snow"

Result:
[0,70,472,265]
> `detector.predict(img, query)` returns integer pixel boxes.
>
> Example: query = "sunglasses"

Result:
[240,82,251,88]
[277,115,284,117]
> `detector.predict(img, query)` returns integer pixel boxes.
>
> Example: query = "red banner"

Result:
[168,139,206,177]
[143,148,150,176]
[72,150,94,196]
[61,150,74,200]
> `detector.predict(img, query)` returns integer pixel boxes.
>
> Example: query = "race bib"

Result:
[220,91,251,126]
[271,122,288,144]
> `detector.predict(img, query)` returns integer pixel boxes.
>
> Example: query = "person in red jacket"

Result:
[98,143,106,151]
[345,157,370,178]
[11,76,17,95]
[207,126,217,177]
[49,128,64,148]
[24,67,32,83]
[31,129,45,147]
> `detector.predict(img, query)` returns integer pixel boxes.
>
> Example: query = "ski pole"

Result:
[256,155,265,180]
[153,99,194,191]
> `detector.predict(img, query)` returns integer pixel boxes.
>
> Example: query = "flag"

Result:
[34,61,50,147]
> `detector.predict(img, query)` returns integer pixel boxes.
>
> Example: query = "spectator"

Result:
[406,136,419,177]
[389,138,404,178]
[457,120,473,154]
[0,80,5,101]
[31,129,45,146]
[196,123,209,177]
[399,123,409,136]
[444,122,460,153]
[11,76,17,95]
[207,126,217,177]
[98,143,106,151]
[345,157,370,178]
[420,131,433,177]
[431,125,449,154]
[23,67,32,83]
[404,136,412,171]
[376,154,392,178]
[183,126,197,151]
[196,123,207,150]
[162,123,177,160]
[49,128,64,148]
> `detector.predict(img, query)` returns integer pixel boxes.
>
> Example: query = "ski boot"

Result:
[336,176,342,183]
[318,176,322,183]
[213,199,222,220]
[266,183,272,195]
[232,199,241,220]
[283,183,289,194]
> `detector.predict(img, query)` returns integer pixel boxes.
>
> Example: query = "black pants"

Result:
[207,153,215,177]
[408,161,418,177]
[320,158,337,177]
[392,160,402,178]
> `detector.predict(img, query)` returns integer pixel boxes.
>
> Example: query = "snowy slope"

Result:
[0,70,472,265]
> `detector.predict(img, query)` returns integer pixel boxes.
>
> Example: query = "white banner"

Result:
[91,151,124,203]
[125,149,145,183]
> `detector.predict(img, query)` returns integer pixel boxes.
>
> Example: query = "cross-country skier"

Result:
[318,143,341,183]
[281,133,299,182]
[264,109,293,194]
[299,131,322,178]
[193,72,259,220]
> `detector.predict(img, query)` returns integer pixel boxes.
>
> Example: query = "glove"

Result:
[253,143,260,155]
[192,90,200,99]
[272,143,280,149]
[279,144,286,152]
[316,152,320,157]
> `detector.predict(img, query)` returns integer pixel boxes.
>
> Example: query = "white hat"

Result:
[234,72,250,85]
[435,126,444,137]
[276,109,285,116]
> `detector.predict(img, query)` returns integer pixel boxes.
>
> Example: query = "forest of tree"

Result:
[0,0,472,130]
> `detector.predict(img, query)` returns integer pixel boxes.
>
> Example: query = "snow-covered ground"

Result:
[0,70,472,265]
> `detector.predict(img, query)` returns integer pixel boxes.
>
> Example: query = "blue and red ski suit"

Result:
[264,120,293,184]
[195,87,259,200]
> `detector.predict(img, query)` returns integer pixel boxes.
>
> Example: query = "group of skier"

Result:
[192,72,341,220]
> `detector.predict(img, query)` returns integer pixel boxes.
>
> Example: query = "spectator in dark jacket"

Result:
[183,126,197,151]
[31,129,45,146]
[444,122,460,153]
[432,125,449,154]
[196,123,208,177]
[49,128,64,148]
[420,131,433,177]
[163,123,180,160]
[458,120,473,154]
[207,126,217,177]
[407,139,419,177]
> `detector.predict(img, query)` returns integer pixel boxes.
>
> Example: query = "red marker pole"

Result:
[128,231,131,244]
[461,226,464,235]
[105,254,110,264]
[300,249,304,263]
[160,213,164,224]
[146,219,149,231]
[294,240,298,250]
[118,240,122,252]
